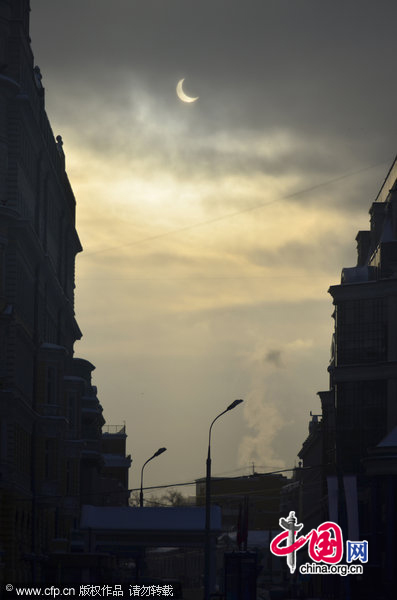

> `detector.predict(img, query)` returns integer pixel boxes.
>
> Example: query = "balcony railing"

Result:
[102,424,126,435]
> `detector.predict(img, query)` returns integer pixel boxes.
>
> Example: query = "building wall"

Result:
[294,157,397,599]
[328,190,397,473]
[196,473,287,532]
[0,0,131,583]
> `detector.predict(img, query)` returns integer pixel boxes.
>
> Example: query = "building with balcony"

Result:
[294,156,397,599]
[0,0,131,583]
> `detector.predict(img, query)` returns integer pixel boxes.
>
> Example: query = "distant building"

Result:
[0,0,131,583]
[295,157,397,599]
[101,424,132,507]
[196,472,288,533]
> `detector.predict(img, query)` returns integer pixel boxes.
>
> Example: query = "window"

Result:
[336,298,386,365]
[46,365,58,404]
[336,380,387,471]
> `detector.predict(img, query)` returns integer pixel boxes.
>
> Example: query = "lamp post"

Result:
[204,399,243,600]
[139,447,167,507]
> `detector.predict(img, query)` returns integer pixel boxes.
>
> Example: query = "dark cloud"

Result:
[29,1,397,229]
[31,0,397,155]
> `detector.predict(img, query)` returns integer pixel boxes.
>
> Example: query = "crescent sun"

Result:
[176,78,199,103]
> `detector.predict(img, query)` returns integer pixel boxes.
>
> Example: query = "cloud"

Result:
[33,0,397,181]
[28,0,397,490]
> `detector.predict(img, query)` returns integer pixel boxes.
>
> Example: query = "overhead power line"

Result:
[82,160,388,258]
[13,464,327,502]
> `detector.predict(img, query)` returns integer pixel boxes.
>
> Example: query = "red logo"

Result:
[270,512,343,573]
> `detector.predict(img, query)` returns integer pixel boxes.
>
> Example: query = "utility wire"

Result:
[129,463,328,494]
[13,464,327,502]
[81,160,388,259]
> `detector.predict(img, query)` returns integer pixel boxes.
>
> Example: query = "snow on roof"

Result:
[41,342,67,352]
[80,505,221,531]
[341,266,373,284]
[377,426,397,448]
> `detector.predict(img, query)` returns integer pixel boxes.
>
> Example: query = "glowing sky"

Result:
[30,0,397,497]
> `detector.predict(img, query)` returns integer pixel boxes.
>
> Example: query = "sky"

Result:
[30,0,397,498]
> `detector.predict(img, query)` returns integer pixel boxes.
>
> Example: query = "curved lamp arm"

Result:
[139,447,167,507]
[207,399,244,459]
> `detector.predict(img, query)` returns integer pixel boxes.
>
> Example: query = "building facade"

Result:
[196,472,288,533]
[294,157,397,599]
[0,0,131,583]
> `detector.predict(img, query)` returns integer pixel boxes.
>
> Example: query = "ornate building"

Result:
[295,157,397,599]
[0,0,131,583]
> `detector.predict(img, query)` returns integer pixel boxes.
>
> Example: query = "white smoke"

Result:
[238,338,314,470]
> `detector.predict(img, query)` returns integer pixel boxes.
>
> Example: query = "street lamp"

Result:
[204,399,243,600]
[139,447,167,507]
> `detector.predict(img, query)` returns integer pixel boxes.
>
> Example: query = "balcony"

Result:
[102,424,126,436]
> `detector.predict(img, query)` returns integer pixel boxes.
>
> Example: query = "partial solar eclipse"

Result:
[176,78,199,103]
